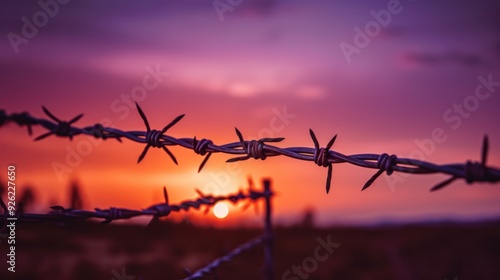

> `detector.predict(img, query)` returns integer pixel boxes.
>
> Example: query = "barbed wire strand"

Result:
[182,235,267,280]
[0,186,272,226]
[1,104,499,194]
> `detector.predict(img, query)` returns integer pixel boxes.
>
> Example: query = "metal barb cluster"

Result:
[430,136,491,191]
[0,187,272,226]
[135,102,185,164]
[1,106,500,193]
[34,107,83,141]
[310,129,337,194]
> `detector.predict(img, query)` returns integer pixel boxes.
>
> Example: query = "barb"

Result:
[310,129,337,193]
[226,128,284,162]
[2,107,500,192]
[135,102,184,164]
[193,137,213,172]
[34,106,83,141]
[0,187,272,227]
[182,235,267,280]
[430,136,490,191]
[362,153,397,191]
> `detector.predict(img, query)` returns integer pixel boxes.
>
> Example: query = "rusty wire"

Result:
[1,105,499,193]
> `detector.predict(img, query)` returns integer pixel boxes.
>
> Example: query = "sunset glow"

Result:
[1,0,499,227]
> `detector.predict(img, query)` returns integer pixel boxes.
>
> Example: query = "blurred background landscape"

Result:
[1,180,500,279]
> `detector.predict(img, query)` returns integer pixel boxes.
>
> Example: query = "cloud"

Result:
[227,83,257,97]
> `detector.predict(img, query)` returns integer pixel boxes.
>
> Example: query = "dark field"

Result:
[1,220,500,280]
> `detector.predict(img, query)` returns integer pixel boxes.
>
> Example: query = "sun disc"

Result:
[213,202,229,219]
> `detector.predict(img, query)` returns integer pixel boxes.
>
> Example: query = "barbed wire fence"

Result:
[1,104,500,279]
[0,176,275,279]
[1,104,499,193]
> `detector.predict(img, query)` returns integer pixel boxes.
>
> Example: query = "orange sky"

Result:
[1,0,500,227]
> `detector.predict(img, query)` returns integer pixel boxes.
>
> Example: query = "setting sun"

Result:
[213,202,229,219]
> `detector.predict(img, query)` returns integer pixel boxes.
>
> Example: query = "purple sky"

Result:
[1,0,500,226]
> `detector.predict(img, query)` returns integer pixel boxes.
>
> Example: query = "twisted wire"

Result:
[1,105,499,193]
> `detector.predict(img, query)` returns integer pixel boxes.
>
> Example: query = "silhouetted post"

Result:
[70,181,83,209]
[18,186,35,213]
[263,179,274,280]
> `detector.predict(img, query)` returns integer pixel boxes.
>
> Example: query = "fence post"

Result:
[263,178,274,280]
